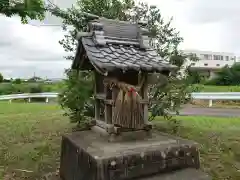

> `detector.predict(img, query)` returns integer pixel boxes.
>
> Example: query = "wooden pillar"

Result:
[104,84,112,124]
[111,87,118,122]
[142,74,149,124]
[94,72,100,120]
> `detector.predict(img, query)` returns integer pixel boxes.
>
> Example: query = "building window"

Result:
[213,55,218,60]
[191,63,195,66]
[213,55,223,60]
[226,56,229,61]
[204,63,208,66]
[202,54,212,60]
[216,64,220,66]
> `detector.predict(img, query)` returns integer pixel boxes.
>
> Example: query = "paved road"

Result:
[177,107,240,117]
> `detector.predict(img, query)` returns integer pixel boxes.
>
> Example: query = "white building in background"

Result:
[182,49,238,79]
[183,49,237,68]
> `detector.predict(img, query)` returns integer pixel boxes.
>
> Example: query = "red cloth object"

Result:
[128,87,136,96]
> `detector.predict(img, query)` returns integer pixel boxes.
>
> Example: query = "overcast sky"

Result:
[1,0,240,79]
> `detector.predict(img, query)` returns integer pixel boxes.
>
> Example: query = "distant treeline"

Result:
[0,82,65,95]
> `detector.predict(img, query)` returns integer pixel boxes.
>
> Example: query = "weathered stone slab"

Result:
[43,168,211,180]
[137,168,211,180]
[60,130,204,180]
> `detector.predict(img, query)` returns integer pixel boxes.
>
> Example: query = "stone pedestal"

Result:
[136,168,210,180]
[59,130,211,180]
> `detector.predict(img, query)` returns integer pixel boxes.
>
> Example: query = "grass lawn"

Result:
[155,116,240,180]
[0,102,70,179]
[0,102,240,179]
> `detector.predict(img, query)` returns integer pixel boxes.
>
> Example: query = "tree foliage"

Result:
[58,69,94,124]
[185,54,205,85]
[0,73,3,83]
[187,71,204,84]
[206,63,240,86]
[52,0,198,129]
[149,51,199,133]
[0,0,45,23]
[13,78,22,84]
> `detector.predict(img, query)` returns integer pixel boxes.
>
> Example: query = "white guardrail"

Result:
[0,92,240,107]
[191,92,240,107]
[0,92,59,103]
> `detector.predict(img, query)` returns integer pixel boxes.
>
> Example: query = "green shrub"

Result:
[59,69,94,125]
[13,78,22,84]
[206,63,240,86]
[29,85,43,93]
[0,83,16,95]
[28,84,46,102]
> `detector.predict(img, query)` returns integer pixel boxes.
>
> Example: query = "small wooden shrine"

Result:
[72,17,176,137]
[59,16,211,180]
